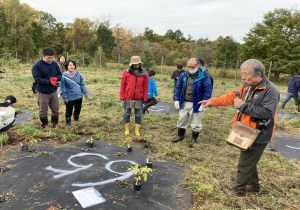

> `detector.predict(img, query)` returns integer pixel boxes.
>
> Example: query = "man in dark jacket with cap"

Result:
[171,64,186,100]
[32,48,62,128]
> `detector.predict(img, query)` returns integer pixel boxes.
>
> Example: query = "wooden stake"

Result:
[82,53,85,67]
[100,52,102,69]
[268,61,272,80]
[235,59,239,86]
[160,56,164,74]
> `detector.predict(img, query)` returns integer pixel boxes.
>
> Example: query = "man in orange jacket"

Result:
[201,59,280,196]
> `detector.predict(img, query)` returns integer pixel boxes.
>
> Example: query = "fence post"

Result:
[160,56,164,74]
[214,59,217,79]
[99,52,102,69]
[235,59,239,86]
[268,61,272,80]
[82,53,85,67]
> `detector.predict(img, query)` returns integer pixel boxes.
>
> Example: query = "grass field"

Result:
[0,64,300,210]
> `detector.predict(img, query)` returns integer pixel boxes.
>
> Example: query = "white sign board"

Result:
[72,187,106,208]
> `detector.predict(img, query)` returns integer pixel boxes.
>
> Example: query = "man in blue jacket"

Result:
[173,58,212,147]
[142,70,159,114]
[281,73,300,111]
[32,48,62,128]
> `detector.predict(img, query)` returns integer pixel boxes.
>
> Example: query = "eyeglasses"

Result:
[188,65,197,69]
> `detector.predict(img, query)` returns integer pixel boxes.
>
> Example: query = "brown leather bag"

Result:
[226,121,260,150]
[226,88,260,150]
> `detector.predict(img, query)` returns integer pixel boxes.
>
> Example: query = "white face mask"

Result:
[188,68,198,74]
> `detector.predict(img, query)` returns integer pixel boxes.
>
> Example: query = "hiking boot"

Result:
[40,118,49,129]
[53,124,60,129]
[42,124,49,129]
[222,187,245,197]
[189,132,199,148]
[51,116,59,128]
[172,128,185,143]
[142,108,149,114]
[246,184,260,193]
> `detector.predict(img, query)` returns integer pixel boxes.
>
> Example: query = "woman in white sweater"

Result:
[0,95,17,132]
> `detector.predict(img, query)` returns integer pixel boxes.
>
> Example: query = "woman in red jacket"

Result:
[119,56,148,136]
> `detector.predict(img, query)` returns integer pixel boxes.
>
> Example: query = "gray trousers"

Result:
[177,102,203,132]
[38,92,59,119]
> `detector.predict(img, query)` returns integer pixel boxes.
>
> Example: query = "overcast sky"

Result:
[20,0,299,42]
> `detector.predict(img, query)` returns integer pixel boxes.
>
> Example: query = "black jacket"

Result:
[171,70,186,84]
[32,60,62,94]
[238,79,280,144]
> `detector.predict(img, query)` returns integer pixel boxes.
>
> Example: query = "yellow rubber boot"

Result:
[135,124,141,137]
[124,123,130,135]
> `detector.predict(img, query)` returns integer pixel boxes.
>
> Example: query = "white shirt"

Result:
[0,106,16,130]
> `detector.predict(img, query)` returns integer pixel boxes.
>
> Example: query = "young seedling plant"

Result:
[86,137,94,147]
[128,163,152,191]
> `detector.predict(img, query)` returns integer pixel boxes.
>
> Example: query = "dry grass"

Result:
[0,65,299,209]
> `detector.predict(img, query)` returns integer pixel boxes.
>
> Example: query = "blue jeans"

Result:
[124,108,142,124]
[282,92,299,107]
[142,98,158,113]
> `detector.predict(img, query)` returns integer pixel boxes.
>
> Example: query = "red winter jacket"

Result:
[120,69,148,102]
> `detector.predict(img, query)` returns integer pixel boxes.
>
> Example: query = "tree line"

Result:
[0,0,300,78]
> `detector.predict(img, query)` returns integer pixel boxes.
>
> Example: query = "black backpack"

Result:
[32,81,38,94]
